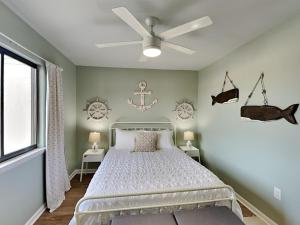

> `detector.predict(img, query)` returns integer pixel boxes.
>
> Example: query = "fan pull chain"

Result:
[221,71,237,92]
[244,73,268,106]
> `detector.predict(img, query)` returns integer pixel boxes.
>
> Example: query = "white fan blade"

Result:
[163,41,195,55]
[159,16,212,40]
[112,7,151,38]
[96,41,141,48]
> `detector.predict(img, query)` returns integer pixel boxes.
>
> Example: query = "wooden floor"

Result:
[34,174,93,225]
[34,174,254,225]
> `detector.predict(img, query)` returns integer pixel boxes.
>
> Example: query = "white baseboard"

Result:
[236,193,278,225]
[25,204,46,225]
[69,168,97,181]
[69,169,78,180]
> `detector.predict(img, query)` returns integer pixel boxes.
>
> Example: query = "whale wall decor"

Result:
[241,104,299,124]
[212,88,239,105]
[211,71,239,106]
[241,73,299,125]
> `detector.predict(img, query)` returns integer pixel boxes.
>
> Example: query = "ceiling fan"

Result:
[96,7,213,60]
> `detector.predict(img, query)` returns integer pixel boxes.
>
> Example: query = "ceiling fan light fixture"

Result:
[143,36,161,58]
[143,47,161,57]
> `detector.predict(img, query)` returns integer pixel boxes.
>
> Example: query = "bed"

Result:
[69,121,242,225]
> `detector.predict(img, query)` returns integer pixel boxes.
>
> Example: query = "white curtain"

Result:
[46,63,70,212]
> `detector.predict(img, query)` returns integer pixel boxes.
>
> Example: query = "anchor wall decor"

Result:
[128,81,158,112]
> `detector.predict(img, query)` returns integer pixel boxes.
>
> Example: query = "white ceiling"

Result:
[3,0,300,70]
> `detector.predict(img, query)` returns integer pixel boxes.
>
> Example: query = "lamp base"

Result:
[186,140,192,148]
[92,143,98,151]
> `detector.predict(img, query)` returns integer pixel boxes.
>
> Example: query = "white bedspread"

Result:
[69,147,242,225]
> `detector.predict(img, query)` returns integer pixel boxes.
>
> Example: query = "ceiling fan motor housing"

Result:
[143,36,161,50]
[143,36,161,57]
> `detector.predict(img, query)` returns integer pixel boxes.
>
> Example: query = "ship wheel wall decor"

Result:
[83,97,111,120]
[174,99,195,120]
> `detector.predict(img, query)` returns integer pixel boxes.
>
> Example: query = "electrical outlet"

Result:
[274,186,281,200]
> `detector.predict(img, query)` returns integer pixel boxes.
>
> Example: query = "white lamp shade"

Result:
[184,131,194,141]
[89,132,100,143]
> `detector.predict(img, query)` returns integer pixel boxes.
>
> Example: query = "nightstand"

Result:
[80,149,105,182]
[179,146,200,163]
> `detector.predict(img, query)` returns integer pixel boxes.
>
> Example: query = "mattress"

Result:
[69,147,242,225]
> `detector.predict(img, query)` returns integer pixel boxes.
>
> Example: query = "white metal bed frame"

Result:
[75,186,235,225]
[74,121,236,225]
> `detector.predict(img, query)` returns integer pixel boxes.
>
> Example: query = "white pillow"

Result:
[157,129,174,149]
[115,129,136,150]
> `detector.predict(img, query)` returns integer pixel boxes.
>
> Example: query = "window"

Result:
[0,46,38,162]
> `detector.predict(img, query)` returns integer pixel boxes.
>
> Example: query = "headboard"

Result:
[109,121,176,148]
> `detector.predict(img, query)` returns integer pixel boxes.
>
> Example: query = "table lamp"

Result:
[184,131,194,148]
[89,132,100,151]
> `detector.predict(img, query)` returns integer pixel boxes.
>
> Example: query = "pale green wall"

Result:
[76,67,198,168]
[197,13,300,225]
[0,2,77,225]
[0,154,44,225]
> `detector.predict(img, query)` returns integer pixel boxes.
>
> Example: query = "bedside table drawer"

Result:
[179,146,200,163]
[186,150,199,157]
[83,153,104,162]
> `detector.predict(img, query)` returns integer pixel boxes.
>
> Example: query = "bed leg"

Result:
[80,161,84,182]
[76,214,81,225]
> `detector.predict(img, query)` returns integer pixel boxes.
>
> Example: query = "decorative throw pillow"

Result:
[133,132,158,152]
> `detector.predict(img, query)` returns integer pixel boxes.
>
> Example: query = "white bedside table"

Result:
[80,149,105,182]
[179,146,200,163]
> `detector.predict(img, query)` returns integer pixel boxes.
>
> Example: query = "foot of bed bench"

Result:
[174,206,245,225]
[111,213,177,225]
[111,206,245,225]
